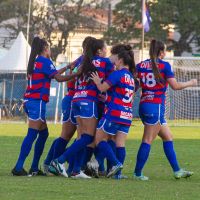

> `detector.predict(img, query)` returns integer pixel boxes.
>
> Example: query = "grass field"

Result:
[0,123,200,200]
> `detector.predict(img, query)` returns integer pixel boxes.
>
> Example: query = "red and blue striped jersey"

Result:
[104,68,135,126]
[137,59,174,104]
[73,56,114,102]
[24,56,58,102]
[66,56,83,97]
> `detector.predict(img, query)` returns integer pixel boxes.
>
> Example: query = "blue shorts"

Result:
[62,96,76,125]
[97,118,130,135]
[72,100,98,119]
[139,103,167,125]
[24,100,46,122]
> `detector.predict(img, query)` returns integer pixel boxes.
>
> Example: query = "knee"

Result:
[39,128,49,139]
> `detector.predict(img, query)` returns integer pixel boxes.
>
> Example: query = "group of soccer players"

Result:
[11,35,197,180]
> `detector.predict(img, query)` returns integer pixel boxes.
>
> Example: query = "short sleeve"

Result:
[105,71,120,87]
[105,58,115,78]
[43,59,58,78]
[164,62,174,79]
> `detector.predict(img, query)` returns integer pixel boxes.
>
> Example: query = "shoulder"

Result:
[159,60,173,72]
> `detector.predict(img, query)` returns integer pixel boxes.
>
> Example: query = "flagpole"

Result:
[26,0,31,67]
[141,0,145,61]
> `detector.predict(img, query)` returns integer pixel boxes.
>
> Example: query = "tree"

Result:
[104,0,200,56]
[0,0,100,60]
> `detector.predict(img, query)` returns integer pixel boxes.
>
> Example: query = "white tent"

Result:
[0,31,31,73]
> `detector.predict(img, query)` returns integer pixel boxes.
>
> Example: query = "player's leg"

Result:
[159,125,193,179]
[133,103,161,180]
[70,117,97,178]
[12,100,44,176]
[29,121,49,176]
[95,119,123,178]
[113,129,128,179]
[134,124,160,180]
[50,101,96,177]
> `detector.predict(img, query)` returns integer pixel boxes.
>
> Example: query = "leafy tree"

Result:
[104,0,200,56]
[0,0,99,60]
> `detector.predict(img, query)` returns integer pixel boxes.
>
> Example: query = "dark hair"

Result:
[82,36,96,51]
[81,38,105,79]
[113,44,136,74]
[111,44,129,55]
[149,39,165,81]
[27,37,48,76]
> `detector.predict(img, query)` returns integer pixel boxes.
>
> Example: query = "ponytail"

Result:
[117,45,136,75]
[149,39,165,82]
[27,37,48,76]
[81,38,105,79]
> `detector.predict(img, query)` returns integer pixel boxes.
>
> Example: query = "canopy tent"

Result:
[0,31,31,73]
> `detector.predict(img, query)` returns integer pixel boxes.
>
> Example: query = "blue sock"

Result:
[44,138,59,165]
[31,128,49,171]
[82,146,94,169]
[116,147,126,176]
[107,140,116,173]
[66,156,75,176]
[163,141,180,172]
[94,147,105,172]
[134,142,151,176]
[58,134,93,164]
[15,128,38,171]
[66,139,76,176]
[73,148,86,173]
[97,141,119,167]
[53,137,69,159]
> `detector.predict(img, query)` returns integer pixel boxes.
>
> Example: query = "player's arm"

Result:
[57,61,76,74]
[91,72,110,92]
[164,62,197,90]
[167,78,197,90]
[54,69,81,82]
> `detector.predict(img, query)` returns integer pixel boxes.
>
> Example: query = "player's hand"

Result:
[90,72,101,85]
[190,79,198,86]
[76,66,82,76]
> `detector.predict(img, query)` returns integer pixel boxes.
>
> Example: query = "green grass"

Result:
[0,123,200,200]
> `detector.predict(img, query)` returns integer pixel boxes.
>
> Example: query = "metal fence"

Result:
[0,57,200,126]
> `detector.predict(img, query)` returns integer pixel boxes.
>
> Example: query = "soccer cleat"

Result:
[28,168,46,177]
[49,159,68,178]
[43,163,55,176]
[43,163,50,174]
[11,167,28,176]
[71,171,91,179]
[174,169,194,179]
[133,173,149,181]
[107,163,123,178]
[98,171,106,177]
[86,158,99,178]
[112,174,128,180]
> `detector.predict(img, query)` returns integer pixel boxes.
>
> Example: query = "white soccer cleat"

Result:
[50,159,68,178]
[71,171,91,179]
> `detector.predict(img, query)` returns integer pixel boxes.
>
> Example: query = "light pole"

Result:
[27,0,32,44]
[26,0,32,67]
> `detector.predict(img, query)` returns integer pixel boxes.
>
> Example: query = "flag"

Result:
[142,0,152,32]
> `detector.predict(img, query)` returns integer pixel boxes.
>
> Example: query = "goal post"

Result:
[164,57,200,126]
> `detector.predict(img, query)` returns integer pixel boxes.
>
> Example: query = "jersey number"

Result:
[141,73,156,87]
[123,88,134,103]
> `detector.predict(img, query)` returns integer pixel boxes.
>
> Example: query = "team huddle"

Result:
[11,36,197,180]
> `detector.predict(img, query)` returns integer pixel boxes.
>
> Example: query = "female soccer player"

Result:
[49,38,114,178]
[43,37,95,176]
[90,45,135,178]
[134,39,197,180]
[11,37,80,176]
